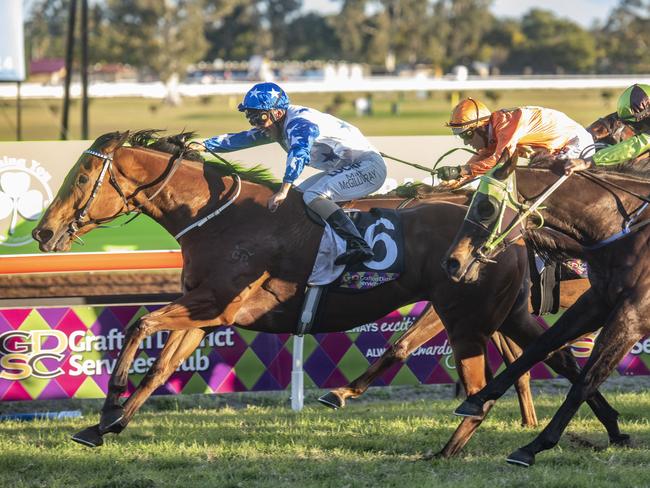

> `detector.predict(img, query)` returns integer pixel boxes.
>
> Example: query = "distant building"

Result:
[29,58,65,84]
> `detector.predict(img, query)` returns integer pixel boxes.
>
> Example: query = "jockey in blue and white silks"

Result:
[204,82,387,266]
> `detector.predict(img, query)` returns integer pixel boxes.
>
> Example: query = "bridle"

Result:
[71,145,241,242]
[69,148,135,236]
[72,146,186,233]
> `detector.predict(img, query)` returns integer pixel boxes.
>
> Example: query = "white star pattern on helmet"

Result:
[268,88,280,99]
[249,88,261,98]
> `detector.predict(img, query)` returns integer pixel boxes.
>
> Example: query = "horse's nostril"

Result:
[34,228,54,244]
[444,257,461,276]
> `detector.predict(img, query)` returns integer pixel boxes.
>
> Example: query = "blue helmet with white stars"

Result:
[238,82,290,112]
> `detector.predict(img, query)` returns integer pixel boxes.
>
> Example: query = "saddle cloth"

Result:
[308,208,404,291]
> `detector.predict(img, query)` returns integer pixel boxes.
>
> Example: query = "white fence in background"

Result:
[2,75,650,99]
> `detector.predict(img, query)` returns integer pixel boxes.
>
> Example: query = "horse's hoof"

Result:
[453,397,484,419]
[610,433,632,447]
[506,448,535,467]
[71,425,103,448]
[420,450,445,461]
[318,392,344,410]
[99,406,125,433]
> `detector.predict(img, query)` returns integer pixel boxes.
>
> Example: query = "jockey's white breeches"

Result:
[299,151,387,204]
[558,128,597,159]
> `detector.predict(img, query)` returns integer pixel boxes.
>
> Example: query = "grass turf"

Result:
[0,89,618,141]
[2,384,650,487]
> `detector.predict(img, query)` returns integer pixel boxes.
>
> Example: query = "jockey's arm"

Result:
[282,118,320,184]
[268,118,320,212]
[203,128,272,153]
[592,133,650,166]
[466,110,525,176]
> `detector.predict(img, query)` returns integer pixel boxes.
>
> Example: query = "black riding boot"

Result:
[326,209,374,266]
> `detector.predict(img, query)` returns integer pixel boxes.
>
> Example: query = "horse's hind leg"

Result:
[319,304,444,409]
[491,332,537,427]
[435,330,538,458]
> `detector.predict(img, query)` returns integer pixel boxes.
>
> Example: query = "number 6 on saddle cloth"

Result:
[297,208,405,335]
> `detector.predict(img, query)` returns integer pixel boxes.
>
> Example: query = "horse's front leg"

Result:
[507,300,644,467]
[436,333,494,458]
[120,328,207,425]
[455,289,606,418]
[71,286,229,448]
[319,304,444,409]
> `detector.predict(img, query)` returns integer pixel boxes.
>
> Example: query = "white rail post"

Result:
[291,334,304,411]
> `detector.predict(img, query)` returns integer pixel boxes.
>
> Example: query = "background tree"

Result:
[597,0,650,73]
[100,0,208,103]
[204,1,268,60]
[285,13,341,60]
[262,0,303,58]
[332,0,368,62]
[504,9,598,74]
[25,0,69,61]
[428,0,495,71]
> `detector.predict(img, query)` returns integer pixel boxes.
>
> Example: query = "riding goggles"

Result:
[244,109,270,127]
[458,129,475,142]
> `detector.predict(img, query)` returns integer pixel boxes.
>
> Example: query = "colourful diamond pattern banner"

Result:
[1,302,650,402]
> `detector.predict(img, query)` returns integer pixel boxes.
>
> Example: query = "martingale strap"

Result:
[174,175,242,240]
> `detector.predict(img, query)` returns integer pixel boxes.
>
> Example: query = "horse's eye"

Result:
[78,174,89,185]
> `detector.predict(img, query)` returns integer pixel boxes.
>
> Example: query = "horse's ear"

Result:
[104,130,130,152]
[493,149,517,180]
[116,130,130,147]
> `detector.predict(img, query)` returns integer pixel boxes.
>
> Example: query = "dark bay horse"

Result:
[443,156,650,466]
[325,190,589,416]
[332,111,639,423]
[587,111,639,146]
[32,131,623,456]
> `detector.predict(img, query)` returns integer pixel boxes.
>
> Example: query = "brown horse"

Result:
[443,155,650,466]
[32,131,623,457]
[586,111,639,146]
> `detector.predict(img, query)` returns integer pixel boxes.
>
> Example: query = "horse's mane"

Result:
[363,182,474,200]
[524,228,587,263]
[126,129,280,190]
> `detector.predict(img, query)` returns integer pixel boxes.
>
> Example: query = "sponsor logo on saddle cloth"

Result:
[562,259,588,279]
[308,208,404,291]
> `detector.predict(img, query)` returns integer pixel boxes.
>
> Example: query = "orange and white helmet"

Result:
[447,98,491,135]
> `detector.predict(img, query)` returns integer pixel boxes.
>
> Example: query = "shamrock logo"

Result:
[0,171,45,236]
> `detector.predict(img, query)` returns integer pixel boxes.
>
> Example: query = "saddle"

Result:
[528,251,588,316]
[297,207,405,335]
[308,208,405,292]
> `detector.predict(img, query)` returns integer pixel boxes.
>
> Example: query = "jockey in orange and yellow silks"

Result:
[441,98,595,187]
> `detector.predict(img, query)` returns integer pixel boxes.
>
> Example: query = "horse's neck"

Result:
[121,150,316,247]
[519,168,650,246]
[118,149,270,238]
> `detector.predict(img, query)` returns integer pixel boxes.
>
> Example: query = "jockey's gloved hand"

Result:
[187,141,206,152]
[437,165,463,181]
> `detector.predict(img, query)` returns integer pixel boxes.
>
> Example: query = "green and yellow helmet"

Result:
[617,83,650,122]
